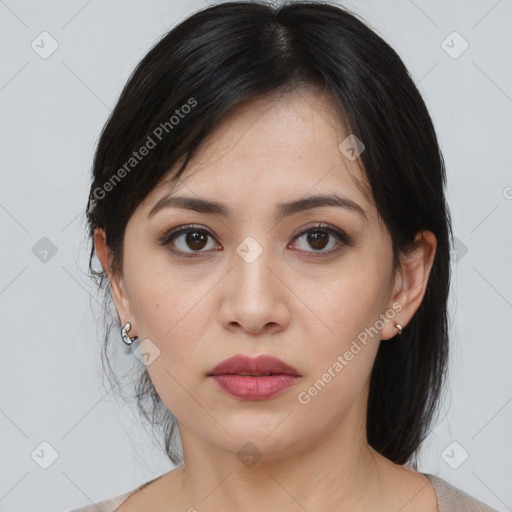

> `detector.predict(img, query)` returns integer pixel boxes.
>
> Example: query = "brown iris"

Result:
[307,230,329,251]
[186,230,209,250]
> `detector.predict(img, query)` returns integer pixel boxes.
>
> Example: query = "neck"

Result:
[173,418,384,511]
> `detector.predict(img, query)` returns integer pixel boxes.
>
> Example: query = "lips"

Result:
[209,354,300,377]
[208,354,301,400]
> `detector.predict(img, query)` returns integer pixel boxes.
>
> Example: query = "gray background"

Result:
[1,0,511,510]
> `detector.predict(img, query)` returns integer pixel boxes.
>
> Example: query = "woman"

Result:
[71,1,498,510]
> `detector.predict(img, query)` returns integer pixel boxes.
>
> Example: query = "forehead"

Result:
[145,87,375,218]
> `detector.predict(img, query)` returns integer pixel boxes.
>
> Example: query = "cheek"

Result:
[297,254,391,386]
[130,283,214,422]
[123,241,208,340]
[296,283,384,420]
[308,255,391,341]
[130,281,211,363]
[124,255,216,366]
[297,345,377,418]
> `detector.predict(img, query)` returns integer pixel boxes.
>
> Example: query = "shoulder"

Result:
[422,473,499,512]
[67,476,161,512]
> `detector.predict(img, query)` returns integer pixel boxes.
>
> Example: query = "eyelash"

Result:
[158,223,353,259]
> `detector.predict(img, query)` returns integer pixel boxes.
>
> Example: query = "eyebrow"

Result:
[148,193,368,221]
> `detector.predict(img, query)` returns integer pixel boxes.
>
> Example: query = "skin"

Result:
[95,86,438,511]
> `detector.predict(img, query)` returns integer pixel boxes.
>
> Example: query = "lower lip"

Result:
[210,374,299,400]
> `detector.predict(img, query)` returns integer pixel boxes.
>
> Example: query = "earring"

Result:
[393,321,403,336]
[121,321,138,345]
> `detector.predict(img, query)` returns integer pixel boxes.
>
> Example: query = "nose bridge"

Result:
[218,229,291,334]
[232,233,276,298]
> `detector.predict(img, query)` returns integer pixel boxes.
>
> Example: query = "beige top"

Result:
[67,473,499,511]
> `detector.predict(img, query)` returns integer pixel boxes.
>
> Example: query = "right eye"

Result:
[159,224,221,258]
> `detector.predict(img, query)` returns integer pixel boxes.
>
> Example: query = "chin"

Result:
[209,415,309,460]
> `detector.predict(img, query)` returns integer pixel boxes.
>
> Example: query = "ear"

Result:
[93,228,135,332]
[381,230,437,340]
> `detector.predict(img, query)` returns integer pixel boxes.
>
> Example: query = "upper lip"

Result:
[208,354,301,377]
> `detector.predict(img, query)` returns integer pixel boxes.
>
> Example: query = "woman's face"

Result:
[105,88,409,460]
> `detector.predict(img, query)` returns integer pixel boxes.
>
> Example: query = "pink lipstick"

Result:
[208,354,301,400]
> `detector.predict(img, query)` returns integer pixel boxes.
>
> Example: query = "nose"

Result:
[219,244,290,336]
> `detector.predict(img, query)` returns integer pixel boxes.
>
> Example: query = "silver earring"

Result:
[121,321,137,345]
[393,321,403,336]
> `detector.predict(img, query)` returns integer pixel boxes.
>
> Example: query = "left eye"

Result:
[291,225,349,255]
[160,223,350,258]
